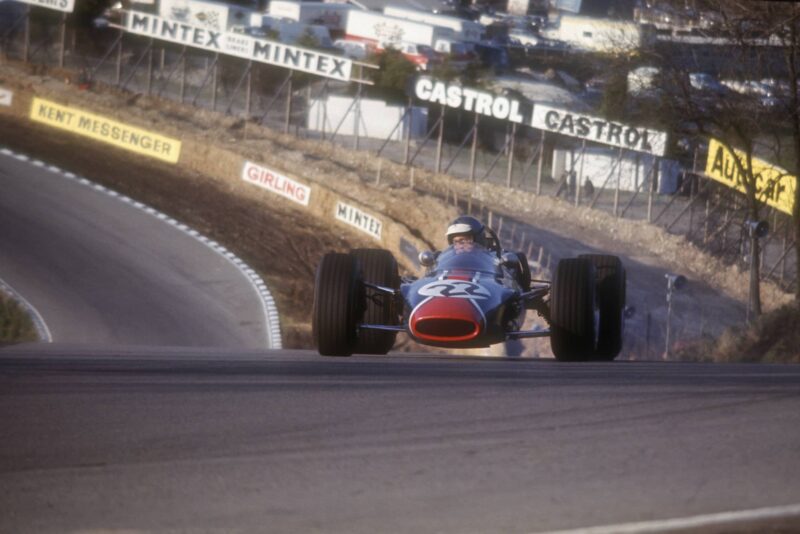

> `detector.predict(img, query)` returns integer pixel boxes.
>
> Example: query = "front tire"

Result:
[578,254,625,361]
[313,253,361,356]
[550,258,597,361]
[351,249,400,355]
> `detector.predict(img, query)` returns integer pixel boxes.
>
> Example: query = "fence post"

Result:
[536,132,545,195]
[575,139,586,207]
[146,40,154,95]
[115,30,123,85]
[284,70,293,134]
[179,46,187,102]
[614,148,623,217]
[469,113,479,182]
[58,12,66,68]
[647,157,658,223]
[435,105,444,174]
[22,7,30,63]
[506,122,516,188]
[404,98,412,165]
[245,62,252,117]
[211,53,219,111]
[353,83,362,150]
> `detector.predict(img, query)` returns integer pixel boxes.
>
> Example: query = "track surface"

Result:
[1,346,799,533]
[0,151,269,348]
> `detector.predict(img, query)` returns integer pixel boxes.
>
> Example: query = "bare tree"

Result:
[651,0,800,314]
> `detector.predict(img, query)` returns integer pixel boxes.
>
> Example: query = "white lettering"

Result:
[241,161,311,206]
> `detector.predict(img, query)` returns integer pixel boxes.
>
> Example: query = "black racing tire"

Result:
[549,258,597,362]
[516,252,531,291]
[578,254,626,361]
[351,249,400,354]
[313,253,361,357]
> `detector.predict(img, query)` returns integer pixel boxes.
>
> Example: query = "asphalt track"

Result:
[0,150,270,348]
[1,346,800,533]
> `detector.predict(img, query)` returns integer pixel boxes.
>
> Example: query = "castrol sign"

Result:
[531,104,667,156]
[242,161,311,206]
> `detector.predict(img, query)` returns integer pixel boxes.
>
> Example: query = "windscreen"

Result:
[434,245,499,276]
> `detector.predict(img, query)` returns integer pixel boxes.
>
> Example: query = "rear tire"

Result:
[313,253,361,356]
[578,254,625,361]
[550,258,597,361]
[351,249,400,354]
[516,252,531,291]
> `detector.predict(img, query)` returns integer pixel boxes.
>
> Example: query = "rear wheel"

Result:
[351,249,400,354]
[579,254,625,361]
[313,253,361,356]
[516,252,531,291]
[550,258,597,361]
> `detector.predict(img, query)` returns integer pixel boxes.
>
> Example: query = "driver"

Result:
[446,215,486,254]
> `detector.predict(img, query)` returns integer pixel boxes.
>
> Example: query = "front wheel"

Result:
[578,254,625,361]
[351,249,400,355]
[312,253,361,356]
[549,258,597,362]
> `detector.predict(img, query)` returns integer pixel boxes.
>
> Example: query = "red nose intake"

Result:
[410,297,482,342]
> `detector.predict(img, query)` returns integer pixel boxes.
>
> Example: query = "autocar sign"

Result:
[531,104,667,156]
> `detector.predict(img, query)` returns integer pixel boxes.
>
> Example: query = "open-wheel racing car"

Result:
[312,217,626,361]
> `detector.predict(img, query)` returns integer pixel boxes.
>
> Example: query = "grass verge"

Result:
[677,302,800,363]
[0,292,38,345]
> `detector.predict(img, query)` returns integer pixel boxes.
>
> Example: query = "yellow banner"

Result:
[705,138,796,215]
[29,97,181,164]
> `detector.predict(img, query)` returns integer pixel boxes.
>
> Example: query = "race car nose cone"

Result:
[410,297,482,343]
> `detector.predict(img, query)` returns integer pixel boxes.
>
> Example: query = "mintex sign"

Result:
[705,138,796,216]
[126,13,353,82]
[414,77,525,124]
[335,202,382,241]
[30,97,181,163]
[531,104,667,156]
[15,0,75,13]
[242,161,310,206]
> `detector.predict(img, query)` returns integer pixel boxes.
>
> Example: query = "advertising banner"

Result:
[30,97,181,163]
[335,201,382,241]
[0,88,12,107]
[14,0,75,13]
[126,12,353,82]
[531,104,667,156]
[413,77,526,124]
[242,161,311,206]
[705,138,796,216]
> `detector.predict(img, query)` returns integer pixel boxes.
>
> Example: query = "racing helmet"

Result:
[446,215,486,247]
